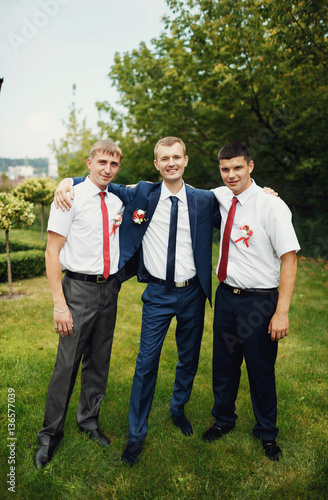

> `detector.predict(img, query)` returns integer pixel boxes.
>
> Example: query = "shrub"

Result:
[0,250,45,283]
[0,240,46,254]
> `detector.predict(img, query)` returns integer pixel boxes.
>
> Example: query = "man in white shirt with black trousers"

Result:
[203,142,300,461]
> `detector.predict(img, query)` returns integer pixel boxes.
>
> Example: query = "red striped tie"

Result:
[218,197,238,282]
[99,192,110,279]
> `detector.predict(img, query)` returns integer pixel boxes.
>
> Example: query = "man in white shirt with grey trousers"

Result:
[34,140,124,468]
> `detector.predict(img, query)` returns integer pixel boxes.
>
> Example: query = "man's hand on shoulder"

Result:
[54,179,74,211]
[263,186,279,197]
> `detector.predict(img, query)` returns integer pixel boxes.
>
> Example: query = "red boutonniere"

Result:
[132,209,147,225]
[235,225,253,247]
[109,213,122,235]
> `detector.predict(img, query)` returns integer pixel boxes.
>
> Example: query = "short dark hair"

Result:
[218,142,252,164]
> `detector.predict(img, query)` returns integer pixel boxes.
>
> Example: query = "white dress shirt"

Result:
[212,180,300,288]
[48,177,124,275]
[142,182,196,281]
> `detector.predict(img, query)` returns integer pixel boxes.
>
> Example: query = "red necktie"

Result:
[99,192,110,279]
[218,197,238,282]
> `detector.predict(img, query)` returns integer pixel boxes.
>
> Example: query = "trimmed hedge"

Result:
[0,250,45,283]
[0,239,46,253]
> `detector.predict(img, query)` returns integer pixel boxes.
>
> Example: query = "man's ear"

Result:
[249,160,254,174]
[154,159,160,172]
[86,158,92,170]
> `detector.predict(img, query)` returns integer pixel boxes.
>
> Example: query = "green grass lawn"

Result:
[0,251,327,499]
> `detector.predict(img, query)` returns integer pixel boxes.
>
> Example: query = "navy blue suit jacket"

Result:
[108,181,221,305]
[73,178,221,304]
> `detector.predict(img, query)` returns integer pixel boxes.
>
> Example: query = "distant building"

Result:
[8,165,34,179]
[48,156,58,178]
[0,173,24,190]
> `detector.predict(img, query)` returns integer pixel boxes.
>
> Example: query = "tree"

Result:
[14,177,58,240]
[96,0,328,256]
[51,100,98,180]
[0,193,35,296]
[51,95,130,184]
[98,0,286,185]
[0,172,12,193]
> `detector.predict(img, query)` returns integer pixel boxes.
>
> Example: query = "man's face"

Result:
[154,143,188,186]
[219,156,254,195]
[87,151,121,190]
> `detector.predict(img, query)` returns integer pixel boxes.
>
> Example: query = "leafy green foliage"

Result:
[13,177,57,206]
[51,101,98,180]
[0,229,47,284]
[0,239,46,254]
[95,0,328,256]
[13,177,58,241]
[0,172,12,193]
[0,227,47,249]
[0,193,35,294]
[0,193,35,232]
[50,1,327,256]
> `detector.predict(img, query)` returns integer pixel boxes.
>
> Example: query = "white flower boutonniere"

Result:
[109,213,122,235]
[235,225,253,248]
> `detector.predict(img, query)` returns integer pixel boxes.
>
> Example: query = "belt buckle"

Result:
[175,281,186,288]
[233,288,241,295]
[96,275,107,284]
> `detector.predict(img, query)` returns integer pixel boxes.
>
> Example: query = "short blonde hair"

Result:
[90,140,122,161]
[154,136,186,160]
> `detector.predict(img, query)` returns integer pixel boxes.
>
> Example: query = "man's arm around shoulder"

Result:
[54,177,84,211]
[110,180,162,206]
[108,181,143,205]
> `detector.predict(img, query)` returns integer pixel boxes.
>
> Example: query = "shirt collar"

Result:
[160,181,186,203]
[85,176,108,197]
[228,179,257,206]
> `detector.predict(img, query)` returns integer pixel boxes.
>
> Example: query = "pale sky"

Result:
[0,0,169,159]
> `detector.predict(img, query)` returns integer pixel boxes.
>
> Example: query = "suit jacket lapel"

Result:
[186,186,197,249]
[147,190,161,221]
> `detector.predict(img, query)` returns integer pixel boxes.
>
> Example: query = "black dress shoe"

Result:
[172,414,193,436]
[262,440,283,461]
[202,424,234,442]
[81,428,110,447]
[121,440,143,467]
[34,444,55,469]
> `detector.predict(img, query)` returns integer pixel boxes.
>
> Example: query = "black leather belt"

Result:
[149,275,199,288]
[65,270,115,284]
[220,282,278,297]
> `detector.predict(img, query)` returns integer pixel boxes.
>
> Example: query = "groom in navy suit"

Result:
[55,136,221,466]
[109,137,221,465]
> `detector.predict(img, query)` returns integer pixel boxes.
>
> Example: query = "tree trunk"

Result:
[41,204,44,241]
[5,229,13,296]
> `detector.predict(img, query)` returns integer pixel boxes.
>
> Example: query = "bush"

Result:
[0,250,45,283]
[0,239,46,254]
